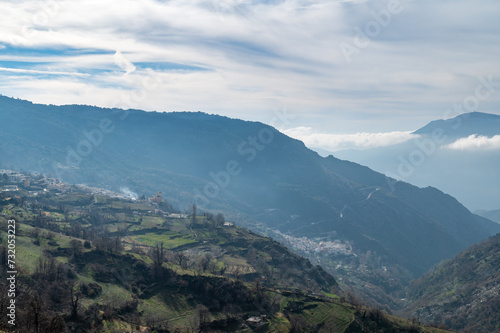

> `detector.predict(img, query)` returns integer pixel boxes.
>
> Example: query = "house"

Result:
[168,213,188,219]
[23,178,31,187]
[8,174,23,182]
[44,178,60,186]
[3,185,19,191]
[246,316,267,329]
[148,192,162,204]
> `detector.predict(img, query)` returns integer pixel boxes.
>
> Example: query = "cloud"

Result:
[443,134,500,151]
[0,67,90,77]
[0,0,499,131]
[114,51,136,75]
[283,127,417,151]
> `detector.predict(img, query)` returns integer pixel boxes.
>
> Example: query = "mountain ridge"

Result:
[334,111,500,211]
[1,95,499,310]
[413,111,500,139]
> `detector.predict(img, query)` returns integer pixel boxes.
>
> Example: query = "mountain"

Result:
[334,112,500,211]
[405,233,500,333]
[413,111,500,139]
[1,95,499,307]
[0,180,451,332]
[475,209,500,223]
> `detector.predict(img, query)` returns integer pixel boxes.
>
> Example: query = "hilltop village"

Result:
[0,169,185,217]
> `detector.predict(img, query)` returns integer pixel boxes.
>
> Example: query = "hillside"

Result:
[475,209,500,223]
[335,112,500,211]
[0,181,450,332]
[405,233,500,332]
[1,96,499,310]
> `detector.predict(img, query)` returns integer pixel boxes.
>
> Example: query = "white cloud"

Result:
[113,51,137,75]
[0,0,500,131]
[443,134,500,151]
[0,67,90,77]
[283,127,417,151]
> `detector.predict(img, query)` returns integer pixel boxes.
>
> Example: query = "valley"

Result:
[1,96,499,318]
[0,171,450,332]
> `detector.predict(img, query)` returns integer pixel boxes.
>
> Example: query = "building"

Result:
[44,178,60,186]
[148,192,162,204]
[168,213,188,219]
[8,174,23,182]
[3,185,18,191]
[23,178,31,187]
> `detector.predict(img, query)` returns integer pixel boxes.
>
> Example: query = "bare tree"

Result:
[144,311,170,331]
[215,213,225,226]
[69,239,83,258]
[175,252,190,269]
[151,242,165,278]
[189,203,197,227]
[195,304,211,327]
[69,282,81,320]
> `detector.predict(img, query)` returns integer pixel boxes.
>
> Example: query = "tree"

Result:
[222,304,241,319]
[28,295,43,333]
[190,203,197,226]
[215,213,225,227]
[114,227,123,254]
[175,252,189,269]
[144,311,170,331]
[69,282,81,320]
[69,239,83,258]
[195,304,211,327]
[199,256,210,273]
[151,242,165,279]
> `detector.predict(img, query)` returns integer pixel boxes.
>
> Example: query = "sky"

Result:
[1,0,500,152]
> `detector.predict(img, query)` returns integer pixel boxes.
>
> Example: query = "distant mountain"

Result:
[413,111,500,139]
[1,95,499,303]
[405,233,500,333]
[475,209,500,223]
[335,112,500,211]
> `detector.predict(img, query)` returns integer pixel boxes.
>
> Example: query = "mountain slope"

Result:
[1,96,499,283]
[334,112,500,211]
[475,209,500,223]
[413,111,500,139]
[0,181,451,333]
[405,233,500,333]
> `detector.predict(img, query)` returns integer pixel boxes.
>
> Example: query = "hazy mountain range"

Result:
[475,208,500,223]
[334,112,500,212]
[1,95,499,300]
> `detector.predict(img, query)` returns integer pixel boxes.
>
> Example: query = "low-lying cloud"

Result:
[283,127,417,152]
[443,134,500,151]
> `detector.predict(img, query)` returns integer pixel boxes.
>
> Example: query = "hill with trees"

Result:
[0,179,450,332]
[405,233,500,332]
[1,95,499,311]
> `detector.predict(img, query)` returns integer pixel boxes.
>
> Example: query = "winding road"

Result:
[339,187,381,219]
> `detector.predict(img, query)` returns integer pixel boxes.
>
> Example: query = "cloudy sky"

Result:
[1,0,500,152]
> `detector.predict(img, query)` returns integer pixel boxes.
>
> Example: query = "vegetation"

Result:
[1,95,498,314]
[0,183,451,332]
[405,233,500,332]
